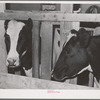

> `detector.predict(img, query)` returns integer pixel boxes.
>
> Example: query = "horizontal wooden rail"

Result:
[0,73,98,89]
[0,11,100,22]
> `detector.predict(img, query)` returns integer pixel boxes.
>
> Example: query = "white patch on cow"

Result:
[71,64,93,78]
[63,31,76,48]
[77,64,93,75]
[59,65,93,82]
[53,28,61,67]
[21,50,27,57]
[23,67,32,77]
[6,20,25,67]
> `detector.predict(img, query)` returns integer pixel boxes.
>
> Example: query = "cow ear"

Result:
[4,20,10,30]
[27,18,33,29]
[71,29,79,35]
[78,28,91,48]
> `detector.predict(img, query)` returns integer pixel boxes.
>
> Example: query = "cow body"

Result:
[51,28,100,82]
[4,18,32,77]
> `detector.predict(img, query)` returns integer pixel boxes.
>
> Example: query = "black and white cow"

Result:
[51,28,100,83]
[4,18,32,77]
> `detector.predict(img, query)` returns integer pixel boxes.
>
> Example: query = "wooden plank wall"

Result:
[1,11,100,22]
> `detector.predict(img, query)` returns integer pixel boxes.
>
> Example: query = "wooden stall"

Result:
[0,4,100,89]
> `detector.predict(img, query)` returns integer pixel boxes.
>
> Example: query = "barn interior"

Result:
[0,3,100,89]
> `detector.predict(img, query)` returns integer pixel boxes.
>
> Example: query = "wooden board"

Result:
[1,11,100,22]
[32,21,40,78]
[0,73,97,89]
[88,72,94,87]
[40,22,53,80]
[0,4,7,73]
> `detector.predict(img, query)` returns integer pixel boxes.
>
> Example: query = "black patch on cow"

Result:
[4,33,10,53]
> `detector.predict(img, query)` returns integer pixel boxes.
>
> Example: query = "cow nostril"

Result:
[7,58,16,66]
[13,59,16,63]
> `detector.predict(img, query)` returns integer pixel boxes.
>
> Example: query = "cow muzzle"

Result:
[6,57,20,68]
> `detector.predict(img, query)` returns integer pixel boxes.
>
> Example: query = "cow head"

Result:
[51,28,92,82]
[4,18,33,68]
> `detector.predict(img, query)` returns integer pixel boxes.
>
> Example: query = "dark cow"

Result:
[4,18,32,77]
[51,28,100,82]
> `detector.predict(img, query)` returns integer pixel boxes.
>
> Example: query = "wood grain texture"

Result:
[40,22,53,80]
[0,73,97,89]
[0,11,100,22]
[32,21,40,78]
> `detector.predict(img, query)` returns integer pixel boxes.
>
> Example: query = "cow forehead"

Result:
[6,20,25,38]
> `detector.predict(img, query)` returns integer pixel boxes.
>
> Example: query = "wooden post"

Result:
[40,22,53,80]
[0,4,7,73]
[88,72,94,87]
[32,21,40,78]
[60,4,73,51]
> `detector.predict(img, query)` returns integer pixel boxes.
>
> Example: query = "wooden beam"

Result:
[32,21,40,78]
[1,11,100,22]
[0,73,97,89]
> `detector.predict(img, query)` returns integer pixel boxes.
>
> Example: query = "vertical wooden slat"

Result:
[40,22,53,80]
[88,72,94,87]
[32,21,40,78]
[60,4,73,51]
[0,4,7,73]
[69,78,77,84]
